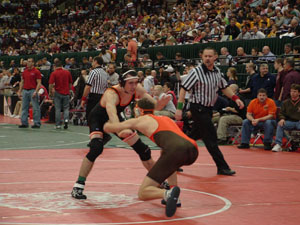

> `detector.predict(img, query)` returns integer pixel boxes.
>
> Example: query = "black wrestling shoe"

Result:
[165,186,181,217]
[217,169,236,176]
[31,125,40,128]
[177,167,183,172]
[71,183,87,199]
[161,198,181,207]
[160,181,170,190]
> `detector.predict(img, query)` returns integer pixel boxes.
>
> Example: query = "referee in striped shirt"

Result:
[81,56,109,122]
[175,47,244,176]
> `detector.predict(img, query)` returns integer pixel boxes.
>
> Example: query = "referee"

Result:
[175,47,244,176]
[81,56,109,122]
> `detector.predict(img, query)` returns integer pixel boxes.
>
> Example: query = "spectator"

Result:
[74,69,89,106]
[272,84,300,152]
[283,43,293,56]
[217,84,246,145]
[238,88,277,150]
[80,57,92,70]
[273,58,287,105]
[49,60,73,129]
[226,67,238,85]
[250,47,259,63]
[251,26,266,39]
[258,46,276,62]
[139,54,153,68]
[236,24,251,40]
[281,59,300,100]
[287,18,300,36]
[163,81,177,107]
[152,85,176,118]
[17,58,42,128]
[143,69,155,94]
[219,47,233,66]
[249,63,276,99]
[234,47,249,64]
[127,35,138,62]
[106,63,119,87]
[225,18,240,40]
[239,62,257,102]
[137,70,145,84]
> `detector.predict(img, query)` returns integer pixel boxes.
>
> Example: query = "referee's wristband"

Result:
[177,102,184,110]
[81,96,87,101]
[231,95,240,101]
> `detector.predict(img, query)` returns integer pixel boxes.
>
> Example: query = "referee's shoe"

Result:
[217,168,236,176]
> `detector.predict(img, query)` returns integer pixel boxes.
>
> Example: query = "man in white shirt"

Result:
[143,69,155,94]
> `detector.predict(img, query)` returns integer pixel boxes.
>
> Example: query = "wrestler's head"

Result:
[119,69,139,94]
[135,98,155,116]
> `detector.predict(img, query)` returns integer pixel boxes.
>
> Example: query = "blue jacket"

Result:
[250,73,276,99]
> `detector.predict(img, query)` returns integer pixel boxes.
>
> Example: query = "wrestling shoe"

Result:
[71,183,87,199]
[161,198,181,207]
[160,181,170,190]
[164,186,180,217]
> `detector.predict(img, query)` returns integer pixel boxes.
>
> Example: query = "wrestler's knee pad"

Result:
[86,138,103,162]
[131,138,151,161]
[121,131,151,161]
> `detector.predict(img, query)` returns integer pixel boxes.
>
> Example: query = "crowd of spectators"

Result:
[1,0,300,151]
[1,0,300,58]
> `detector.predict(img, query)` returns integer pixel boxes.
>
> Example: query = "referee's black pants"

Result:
[86,93,103,123]
[189,103,230,170]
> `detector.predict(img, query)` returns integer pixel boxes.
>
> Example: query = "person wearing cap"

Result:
[71,69,172,200]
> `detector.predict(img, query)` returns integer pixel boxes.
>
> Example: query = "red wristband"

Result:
[82,96,87,101]
[231,95,240,101]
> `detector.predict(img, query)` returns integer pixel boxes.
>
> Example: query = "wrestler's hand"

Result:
[117,129,133,138]
[155,94,172,110]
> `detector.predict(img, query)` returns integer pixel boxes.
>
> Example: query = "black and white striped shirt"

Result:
[181,64,228,107]
[86,67,109,94]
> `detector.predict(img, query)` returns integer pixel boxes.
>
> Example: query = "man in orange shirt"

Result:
[238,88,276,150]
[127,35,137,62]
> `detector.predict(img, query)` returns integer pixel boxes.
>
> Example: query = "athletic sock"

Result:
[77,176,86,184]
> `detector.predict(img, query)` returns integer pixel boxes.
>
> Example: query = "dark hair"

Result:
[119,69,137,87]
[203,47,216,54]
[137,98,155,113]
[93,56,103,66]
[291,83,300,92]
[55,59,62,67]
[293,45,300,53]
[275,58,284,66]
[257,88,267,94]
[285,59,295,68]
[164,82,172,89]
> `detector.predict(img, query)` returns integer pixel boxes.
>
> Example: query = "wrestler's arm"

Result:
[104,118,139,134]
[104,90,121,123]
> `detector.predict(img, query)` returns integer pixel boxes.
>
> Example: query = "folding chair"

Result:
[283,130,300,151]
[227,124,242,144]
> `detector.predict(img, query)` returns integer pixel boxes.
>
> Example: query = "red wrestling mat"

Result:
[1,146,300,225]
